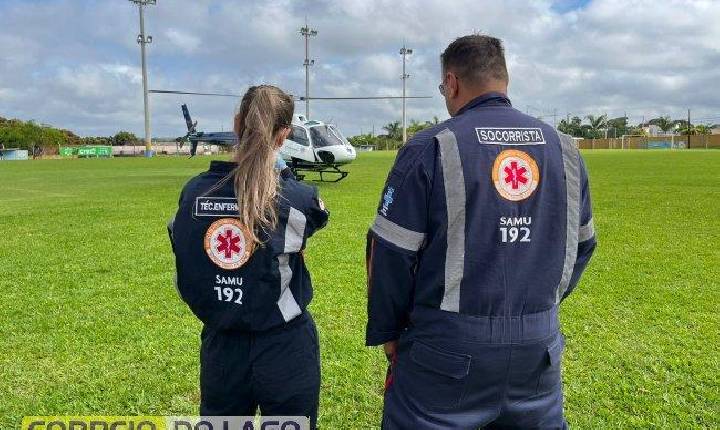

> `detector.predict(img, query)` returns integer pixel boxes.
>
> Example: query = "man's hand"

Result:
[383,340,398,362]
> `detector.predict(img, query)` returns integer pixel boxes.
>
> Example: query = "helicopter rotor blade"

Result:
[151,89,432,101]
[149,89,242,97]
[297,96,432,100]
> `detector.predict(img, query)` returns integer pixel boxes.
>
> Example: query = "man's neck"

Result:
[452,83,507,116]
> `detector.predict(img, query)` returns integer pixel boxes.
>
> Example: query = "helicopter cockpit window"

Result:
[289,126,310,146]
[309,125,344,148]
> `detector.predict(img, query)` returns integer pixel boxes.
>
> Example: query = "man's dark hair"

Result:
[441,35,509,86]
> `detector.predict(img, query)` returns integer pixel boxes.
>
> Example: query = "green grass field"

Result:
[0,150,718,429]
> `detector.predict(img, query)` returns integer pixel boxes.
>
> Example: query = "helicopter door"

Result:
[280,125,316,163]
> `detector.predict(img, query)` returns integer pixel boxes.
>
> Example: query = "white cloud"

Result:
[0,0,719,137]
[164,29,202,54]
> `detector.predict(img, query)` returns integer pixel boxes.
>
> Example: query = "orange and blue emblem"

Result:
[492,149,540,201]
[204,218,255,270]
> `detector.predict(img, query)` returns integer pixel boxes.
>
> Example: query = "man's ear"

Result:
[447,73,460,98]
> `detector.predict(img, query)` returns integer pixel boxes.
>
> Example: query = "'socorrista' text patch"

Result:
[476,127,546,145]
[204,218,255,270]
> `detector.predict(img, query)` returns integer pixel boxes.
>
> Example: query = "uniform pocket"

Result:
[252,318,320,403]
[536,333,564,395]
[398,341,471,410]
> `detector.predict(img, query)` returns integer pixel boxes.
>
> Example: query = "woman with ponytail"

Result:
[168,85,328,428]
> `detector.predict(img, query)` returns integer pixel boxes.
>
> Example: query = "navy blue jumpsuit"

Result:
[366,93,596,429]
[168,160,328,427]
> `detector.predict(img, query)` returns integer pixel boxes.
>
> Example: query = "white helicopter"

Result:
[152,89,430,182]
[170,99,357,182]
[278,113,357,182]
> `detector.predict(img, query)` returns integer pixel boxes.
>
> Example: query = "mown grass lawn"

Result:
[0,150,718,429]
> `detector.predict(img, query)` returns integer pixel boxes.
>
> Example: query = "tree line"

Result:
[349,114,715,150]
[348,117,441,149]
[0,116,140,150]
[557,115,714,139]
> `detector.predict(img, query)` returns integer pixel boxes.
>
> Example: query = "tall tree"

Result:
[558,116,584,137]
[113,131,139,146]
[382,121,402,141]
[606,116,629,138]
[585,114,607,139]
[654,116,674,133]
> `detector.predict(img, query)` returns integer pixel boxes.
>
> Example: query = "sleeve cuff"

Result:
[365,327,402,346]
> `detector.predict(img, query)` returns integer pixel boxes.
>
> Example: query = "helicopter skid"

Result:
[290,162,349,183]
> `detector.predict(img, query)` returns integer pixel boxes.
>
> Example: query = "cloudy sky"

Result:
[1,0,719,138]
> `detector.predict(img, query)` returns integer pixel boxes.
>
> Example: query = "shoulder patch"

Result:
[492,149,540,201]
[476,127,546,145]
[194,197,239,217]
[204,218,255,270]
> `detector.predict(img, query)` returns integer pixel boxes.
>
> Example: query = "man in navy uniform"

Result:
[366,35,596,429]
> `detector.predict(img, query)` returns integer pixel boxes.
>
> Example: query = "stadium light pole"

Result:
[687,109,692,149]
[129,0,155,157]
[400,45,413,145]
[300,22,317,118]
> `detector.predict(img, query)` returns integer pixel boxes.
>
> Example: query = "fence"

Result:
[577,134,720,150]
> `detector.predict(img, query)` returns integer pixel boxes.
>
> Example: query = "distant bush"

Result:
[111,131,139,146]
[347,117,442,150]
[0,115,133,150]
[0,117,79,150]
[348,133,402,150]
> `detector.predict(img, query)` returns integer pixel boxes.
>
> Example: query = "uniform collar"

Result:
[209,160,236,173]
[455,92,512,116]
[209,160,290,180]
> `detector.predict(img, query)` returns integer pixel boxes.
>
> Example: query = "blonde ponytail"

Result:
[233,85,294,244]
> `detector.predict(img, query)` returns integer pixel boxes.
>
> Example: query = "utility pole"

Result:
[300,20,317,118]
[604,111,608,139]
[687,109,691,149]
[400,45,413,145]
[129,0,156,158]
[552,108,557,128]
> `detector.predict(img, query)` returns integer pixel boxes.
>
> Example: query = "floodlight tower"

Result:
[129,0,155,157]
[300,22,318,118]
[400,45,413,144]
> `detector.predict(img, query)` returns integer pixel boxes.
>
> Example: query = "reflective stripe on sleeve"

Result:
[284,207,306,253]
[437,128,466,313]
[556,133,582,303]
[370,214,426,252]
[579,217,595,242]
[277,253,302,322]
[276,207,305,322]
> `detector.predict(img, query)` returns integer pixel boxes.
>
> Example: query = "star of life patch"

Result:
[204,218,255,270]
[476,127,546,145]
[194,197,240,217]
[492,149,540,201]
